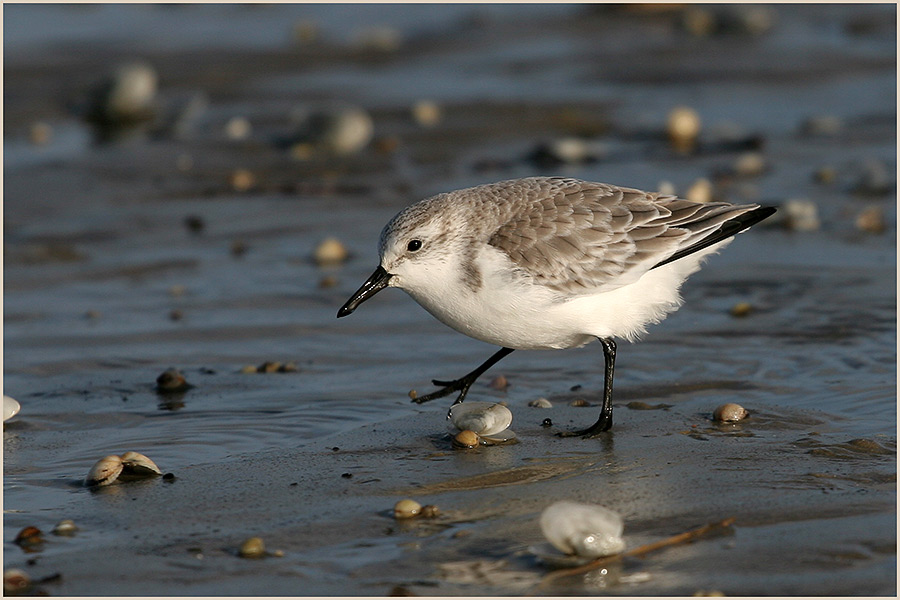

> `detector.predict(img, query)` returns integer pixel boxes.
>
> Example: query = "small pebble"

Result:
[813,166,837,184]
[730,302,753,317]
[713,403,749,422]
[228,168,255,193]
[230,240,248,257]
[292,20,319,44]
[29,121,53,146]
[853,159,893,196]
[856,206,886,233]
[541,418,553,428]
[411,100,442,127]
[408,389,418,401]
[667,106,701,153]
[783,199,820,232]
[733,152,766,177]
[156,368,191,393]
[453,430,480,449]
[569,398,591,407]
[657,180,676,196]
[313,237,349,266]
[419,505,440,518]
[169,284,187,297]
[489,374,509,390]
[355,26,402,52]
[184,215,204,234]
[239,536,266,558]
[175,153,194,172]
[528,397,553,408]
[318,275,339,289]
[800,115,843,136]
[224,116,252,140]
[52,519,78,536]
[393,499,422,519]
[169,309,184,321]
[4,395,21,421]
[686,178,713,203]
[240,365,258,374]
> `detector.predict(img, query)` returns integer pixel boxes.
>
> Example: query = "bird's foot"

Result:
[557,414,612,438]
[410,377,470,405]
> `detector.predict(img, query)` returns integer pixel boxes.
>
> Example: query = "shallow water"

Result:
[4,3,896,596]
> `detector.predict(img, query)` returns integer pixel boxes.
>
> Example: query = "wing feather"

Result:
[487,177,767,295]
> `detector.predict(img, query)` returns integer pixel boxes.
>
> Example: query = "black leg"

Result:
[559,337,616,438]
[411,347,515,406]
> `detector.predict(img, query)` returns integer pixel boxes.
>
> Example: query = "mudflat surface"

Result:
[4,4,896,596]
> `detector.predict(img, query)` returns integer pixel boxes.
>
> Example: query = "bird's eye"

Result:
[407,239,423,252]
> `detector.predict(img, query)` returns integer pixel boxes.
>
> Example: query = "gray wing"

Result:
[487,177,761,295]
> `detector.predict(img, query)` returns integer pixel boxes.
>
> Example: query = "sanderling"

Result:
[338,177,775,438]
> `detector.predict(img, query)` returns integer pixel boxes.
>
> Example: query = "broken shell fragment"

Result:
[448,401,514,439]
[239,536,266,558]
[120,451,163,478]
[713,403,749,422]
[4,396,21,421]
[540,501,626,558]
[393,499,422,519]
[85,455,124,487]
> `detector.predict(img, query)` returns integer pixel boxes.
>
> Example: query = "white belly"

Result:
[399,241,729,350]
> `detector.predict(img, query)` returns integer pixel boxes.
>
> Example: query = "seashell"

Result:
[449,402,513,438]
[453,430,480,449]
[313,237,349,266]
[393,499,422,519]
[730,302,753,317]
[686,178,713,203]
[528,397,553,408]
[156,368,191,393]
[289,105,373,156]
[4,396,21,421]
[783,199,820,231]
[120,451,163,478]
[856,206,886,233]
[239,536,266,558]
[87,62,158,127]
[85,455,124,487]
[667,106,701,152]
[412,100,442,128]
[224,116,252,140]
[3,568,31,596]
[52,519,78,536]
[489,374,509,390]
[14,526,43,547]
[713,403,749,422]
[540,501,626,558]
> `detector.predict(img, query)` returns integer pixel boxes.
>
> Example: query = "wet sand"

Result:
[3,4,896,596]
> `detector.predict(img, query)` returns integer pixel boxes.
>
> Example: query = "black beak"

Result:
[337,266,392,318]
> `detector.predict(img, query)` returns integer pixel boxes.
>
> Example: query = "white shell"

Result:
[120,451,162,477]
[3,396,21,421]
[85,455,124,487]
[449,402,513,437]
[540,501,626,558]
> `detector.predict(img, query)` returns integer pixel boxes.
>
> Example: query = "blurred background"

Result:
[3,3,896,596]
